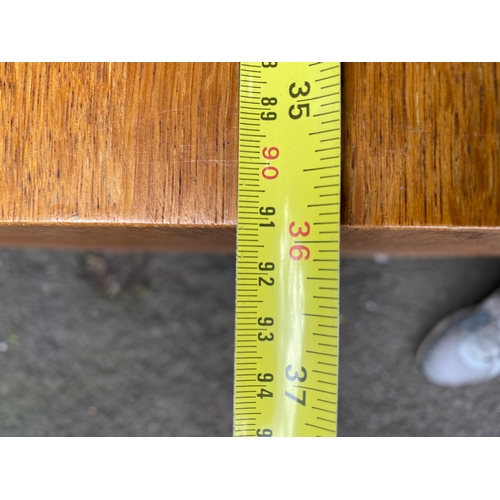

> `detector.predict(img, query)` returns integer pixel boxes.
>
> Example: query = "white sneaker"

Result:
[416,289,500,387]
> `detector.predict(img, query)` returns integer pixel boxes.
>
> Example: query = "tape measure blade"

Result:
[235,62,341,437]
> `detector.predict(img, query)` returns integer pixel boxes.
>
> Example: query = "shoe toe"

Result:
[421,329,492,387]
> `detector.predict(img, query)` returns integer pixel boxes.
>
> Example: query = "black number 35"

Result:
[289,81,311,98]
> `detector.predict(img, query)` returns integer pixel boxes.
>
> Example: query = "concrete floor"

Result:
[339,256,500,436]
[1,248,500,436]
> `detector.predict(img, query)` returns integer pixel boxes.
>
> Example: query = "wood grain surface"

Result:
[0,63,238,225]
[1,62,500,254]
[342,62,500,228]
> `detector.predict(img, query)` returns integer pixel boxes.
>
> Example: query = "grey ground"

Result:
[1,248,500,436]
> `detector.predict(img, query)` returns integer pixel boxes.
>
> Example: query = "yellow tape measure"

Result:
[234,62,341,437]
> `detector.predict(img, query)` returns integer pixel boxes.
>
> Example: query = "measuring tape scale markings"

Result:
[234,62,341,437]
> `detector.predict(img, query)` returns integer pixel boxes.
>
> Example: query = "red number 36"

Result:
[289,221,310,238]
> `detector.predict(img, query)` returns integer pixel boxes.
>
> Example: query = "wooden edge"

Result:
[340,226,500,257]
[2,224,500,256]
[0,224,236,253]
